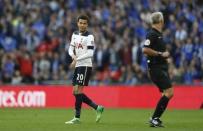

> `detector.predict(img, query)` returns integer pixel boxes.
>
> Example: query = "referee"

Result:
[142,12,174,127]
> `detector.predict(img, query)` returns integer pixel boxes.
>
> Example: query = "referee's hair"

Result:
[150,12,164,24]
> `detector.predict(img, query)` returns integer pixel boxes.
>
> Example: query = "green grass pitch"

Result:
[1,108,203,131]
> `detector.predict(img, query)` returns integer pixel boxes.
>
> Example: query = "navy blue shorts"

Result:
[72,66,92,86]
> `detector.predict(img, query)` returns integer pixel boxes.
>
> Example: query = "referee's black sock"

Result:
[82,93,98,110]
[74,94,83,118]
[152,95,169,119]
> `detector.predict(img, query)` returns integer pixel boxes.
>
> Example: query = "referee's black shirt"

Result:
[144,28,168,68]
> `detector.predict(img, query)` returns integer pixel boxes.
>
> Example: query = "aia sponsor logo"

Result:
[76,43,83,49]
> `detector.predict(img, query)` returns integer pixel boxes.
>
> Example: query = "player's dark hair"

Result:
[77,14,89,23]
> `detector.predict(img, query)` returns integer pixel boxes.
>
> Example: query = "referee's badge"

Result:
[144,39,150,46]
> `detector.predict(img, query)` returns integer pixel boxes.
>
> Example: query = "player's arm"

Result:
[68,34,76,61]
[76,35,94,61]
[68,45,76,60]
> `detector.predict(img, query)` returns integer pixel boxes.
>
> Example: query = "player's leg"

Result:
[81,93,104,122]
[74,85,104,123]
[80,67,104,122]
[65,85,83,124]
[73,85,84,119]
[81,93,97,109]
[65,67,82,124]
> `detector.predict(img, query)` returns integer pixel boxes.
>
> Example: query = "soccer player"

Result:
[142,12,174,127]
[65,15,104,124]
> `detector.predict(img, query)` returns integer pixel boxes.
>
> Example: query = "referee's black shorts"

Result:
[149,67,172,92]
[72,66,92,86]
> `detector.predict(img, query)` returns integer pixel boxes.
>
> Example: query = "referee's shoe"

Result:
[149,117,164,127]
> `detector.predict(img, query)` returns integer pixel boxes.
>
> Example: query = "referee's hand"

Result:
[161,51,170,58]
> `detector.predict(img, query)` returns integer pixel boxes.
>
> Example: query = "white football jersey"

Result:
[70,31,94,67]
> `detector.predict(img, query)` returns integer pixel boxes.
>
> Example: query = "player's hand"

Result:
[69,55,77,69]
[72,55,77,61]
[69,59,76,69]
[161,51,170,58]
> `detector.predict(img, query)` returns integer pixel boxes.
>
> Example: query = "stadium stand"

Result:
[0,0,203,85]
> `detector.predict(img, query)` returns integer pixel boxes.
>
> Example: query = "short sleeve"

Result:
[70,34,75,47]
[87,35,94,49]
[144,33,155,48]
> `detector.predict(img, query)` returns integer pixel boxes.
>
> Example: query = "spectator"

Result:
[0,0,202,85]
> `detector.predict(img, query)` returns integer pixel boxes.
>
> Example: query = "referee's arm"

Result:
[142,38,162,57]
[142,39,169,58]
[142,47,170,58]
[142,47,162,57]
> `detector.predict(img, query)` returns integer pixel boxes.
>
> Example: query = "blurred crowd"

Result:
[0,0,203,85]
